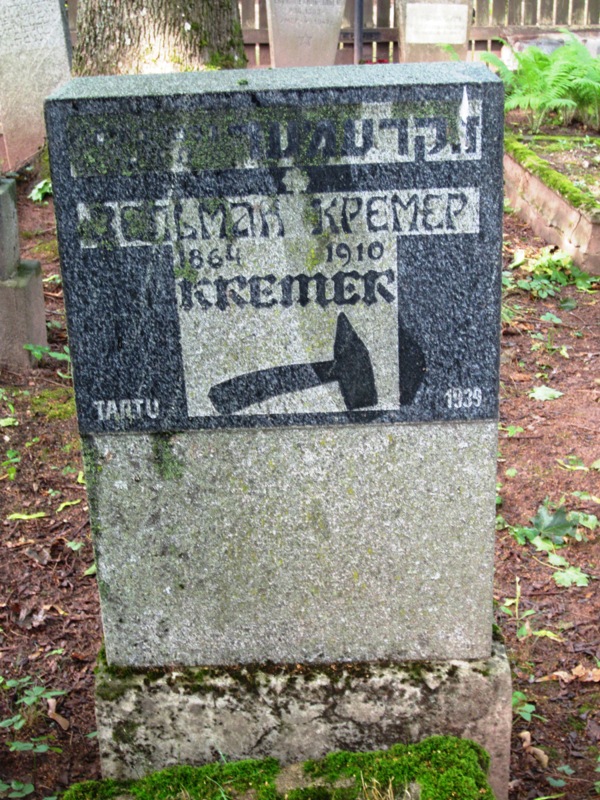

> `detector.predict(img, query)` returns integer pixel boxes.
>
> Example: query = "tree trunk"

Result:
[73,0,246,77]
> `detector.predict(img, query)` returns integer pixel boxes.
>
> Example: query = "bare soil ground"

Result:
[0,167,599,800]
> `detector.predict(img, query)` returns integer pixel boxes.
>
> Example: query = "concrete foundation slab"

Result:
[95,639,511,800]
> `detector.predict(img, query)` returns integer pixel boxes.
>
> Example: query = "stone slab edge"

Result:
[95,639,511,800]
[504,153,600,275]
[46,62,499,103]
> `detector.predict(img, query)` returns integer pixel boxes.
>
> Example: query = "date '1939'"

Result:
[445,387,482,409]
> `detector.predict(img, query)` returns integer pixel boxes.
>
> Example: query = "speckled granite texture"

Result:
[87,420,497,666]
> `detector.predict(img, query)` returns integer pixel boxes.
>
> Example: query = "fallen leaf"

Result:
[24,547,51,566]
[510,372,531,382]
[71,651,87,661]
[572,664,600,682]
[529,386,564,401]
[519,731,549,768]
[519,731,532,748]
[537,670,572,683]
[31,607,47,628]
[47,697,70,731]
[528,747,549,768]
[5,537,36,549]
[586,717,600,742]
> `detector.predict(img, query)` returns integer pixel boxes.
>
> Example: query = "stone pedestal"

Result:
[0,261,48,371]
[0,179,47,372]
[95,640,511,800]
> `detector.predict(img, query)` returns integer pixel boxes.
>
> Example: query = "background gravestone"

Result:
[0,0,71,172]
[265,0,346,66]
[0,179,47,370]
[398,0,471,62]
[46,64,510,798]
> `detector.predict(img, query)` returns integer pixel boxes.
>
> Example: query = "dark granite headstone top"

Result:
[46,64,503,435]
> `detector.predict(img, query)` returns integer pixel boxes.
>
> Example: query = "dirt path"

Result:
[0,173,598,800]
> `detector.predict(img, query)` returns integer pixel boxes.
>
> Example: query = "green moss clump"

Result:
[62,738,492,800]
[505,134,600,216]
[38,143,51,182]
[30,387,76,420]
[32,238,59,260]
[151,433,184,480]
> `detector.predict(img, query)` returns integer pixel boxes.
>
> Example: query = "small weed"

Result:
[1,449,20,480]
[28,179,52,204]
[499,424,524,437]
[0,388,18,429]
[0,676,66,797]
[513,690,546,722]
[510,503,591,587]
[0,780,35,797]
[501,578,562,641]
[503,247,596,299]
[23,345,71,380]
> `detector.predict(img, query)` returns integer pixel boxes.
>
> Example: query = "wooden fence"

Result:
[240,0,600,66]
[65,0,600,68]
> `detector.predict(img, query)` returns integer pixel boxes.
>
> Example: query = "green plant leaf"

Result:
[56,499,81,514]
[83,563,97,576]
[28,179,52,203]
[0,417,18,427]
[570,511,598,530]
[553,566,589,587]
[541,312,562,324]
[547,552,569,567]
[531,505,577,544]
[532,629,563,641]
[557,765,575,775]
[529,385,564,401]
[6,512,47,521]
[556,455,587,471]
[532,535,555,553]
[559,297,577,310]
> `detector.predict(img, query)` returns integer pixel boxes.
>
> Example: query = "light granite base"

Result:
[86,421,498,667]
[95,640,511,800]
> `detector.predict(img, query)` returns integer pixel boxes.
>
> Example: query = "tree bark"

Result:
[74,0,246,77]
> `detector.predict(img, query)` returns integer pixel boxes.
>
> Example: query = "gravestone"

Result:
[398,0,471,62]
[46,64,510,798]
[265,0,346,66]
[0,0,71,172]
[0,179,47,371]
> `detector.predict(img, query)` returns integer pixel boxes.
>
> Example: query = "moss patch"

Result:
[151,433,184,480]
[32,238,59,260]
[505,134,600,217]
[30,387,76,421]
[61,737,492,800]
